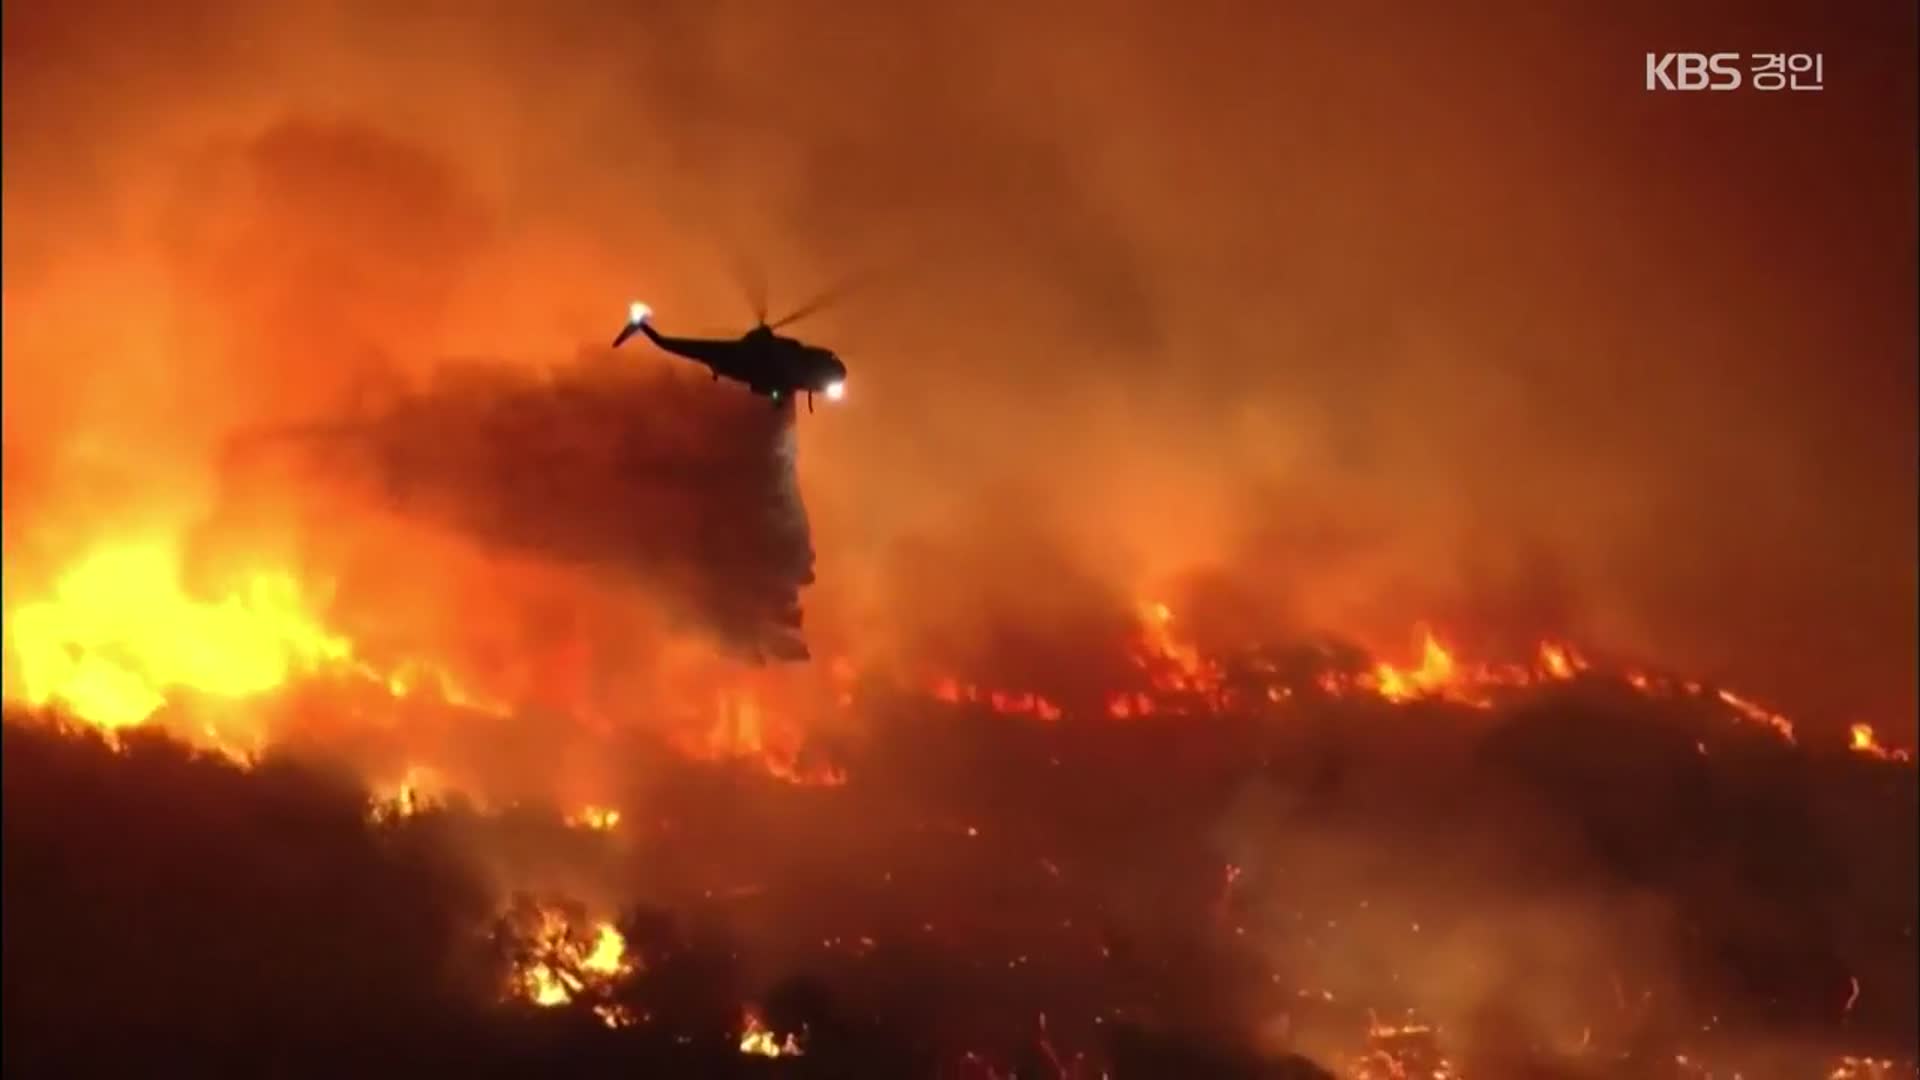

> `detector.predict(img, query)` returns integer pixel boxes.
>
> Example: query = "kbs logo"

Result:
[1645,53,1742,91]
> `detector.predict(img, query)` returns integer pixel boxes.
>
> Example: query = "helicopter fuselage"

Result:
[619,319,847,407]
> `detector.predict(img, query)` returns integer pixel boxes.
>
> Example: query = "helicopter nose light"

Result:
[627,301,651,325]
[824,380,846,402]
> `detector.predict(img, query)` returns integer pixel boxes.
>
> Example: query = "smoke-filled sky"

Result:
[4,1,1915,731]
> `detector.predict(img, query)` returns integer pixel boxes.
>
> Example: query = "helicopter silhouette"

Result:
[612,275,850,412]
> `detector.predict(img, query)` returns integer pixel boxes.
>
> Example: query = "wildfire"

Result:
[3,537,511,764]
[932,676,1064,721]
[1344,1012,1460,1080]
[6,540,350,733]
[10,534,1905,810]
[2,545,1911,1071]
[367,765,449,823]
[3,538,867,789]
[504,901,636,1017]
[1344,633,1585,709]
[738,1010,805,1058]
[5,37,1912,1077]
[1368,631,1466,704]
[380,657,511,716]
[1111,609,1595,719]
[1827,1056,1906,1079]
[674,687,849,786]
[1539,642,1579,680]
[1665,1051,1918,1080]
[914,602,1910,764]
[1134,601,1226,696]
[1714,688,1798,744]
[1849,723,1909,763]
[1101,600,1231,717]
[565,805,622,830]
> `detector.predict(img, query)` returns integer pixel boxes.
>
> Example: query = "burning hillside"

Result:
[6,1,1917,1077]
[4,568,1916,1076]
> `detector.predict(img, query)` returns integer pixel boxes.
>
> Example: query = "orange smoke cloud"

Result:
[6,1,1916,746]
[2,0,1915,930]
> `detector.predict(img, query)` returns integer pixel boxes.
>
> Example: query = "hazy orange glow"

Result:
[3,3,1911,766]
[1,4,1913,1075]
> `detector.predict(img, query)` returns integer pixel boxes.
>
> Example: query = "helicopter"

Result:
[612,280,850,412]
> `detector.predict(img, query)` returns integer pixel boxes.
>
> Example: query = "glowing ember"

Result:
[1826,1056,1906,1079]
[1344,1012,1460,1080]
[1539,641,1581,680]
[565,805,622,830]
[1849,723,1910,762]
[738,1011,805,1058]
[931,676,1064,721]
[1715,688,1797,744]
[593,1002,642,1029]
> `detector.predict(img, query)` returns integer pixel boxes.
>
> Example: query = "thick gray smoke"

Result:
[224,355,818,663]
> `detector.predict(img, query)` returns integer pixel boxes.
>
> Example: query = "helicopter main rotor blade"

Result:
[723,247,770,326]
[766,266,880,331]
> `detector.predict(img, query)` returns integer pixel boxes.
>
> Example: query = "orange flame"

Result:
[913,601,1893,765]
[6,541,350,734]
[1849,723,1909,763]
[508,905,635,1014]
[930,676,1063,721]
[674,687,848,787]
[367,765,449,823]
[738,1010,805,1058]
[566,805,623,831]
[1368,630,1463,704]
[1715,688,1798,744]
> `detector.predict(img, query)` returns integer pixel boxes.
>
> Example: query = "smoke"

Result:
[7,1,1916,736]
[221,351,818,663]
[3,2,1915,1072]
[1212,689,1918,1069]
